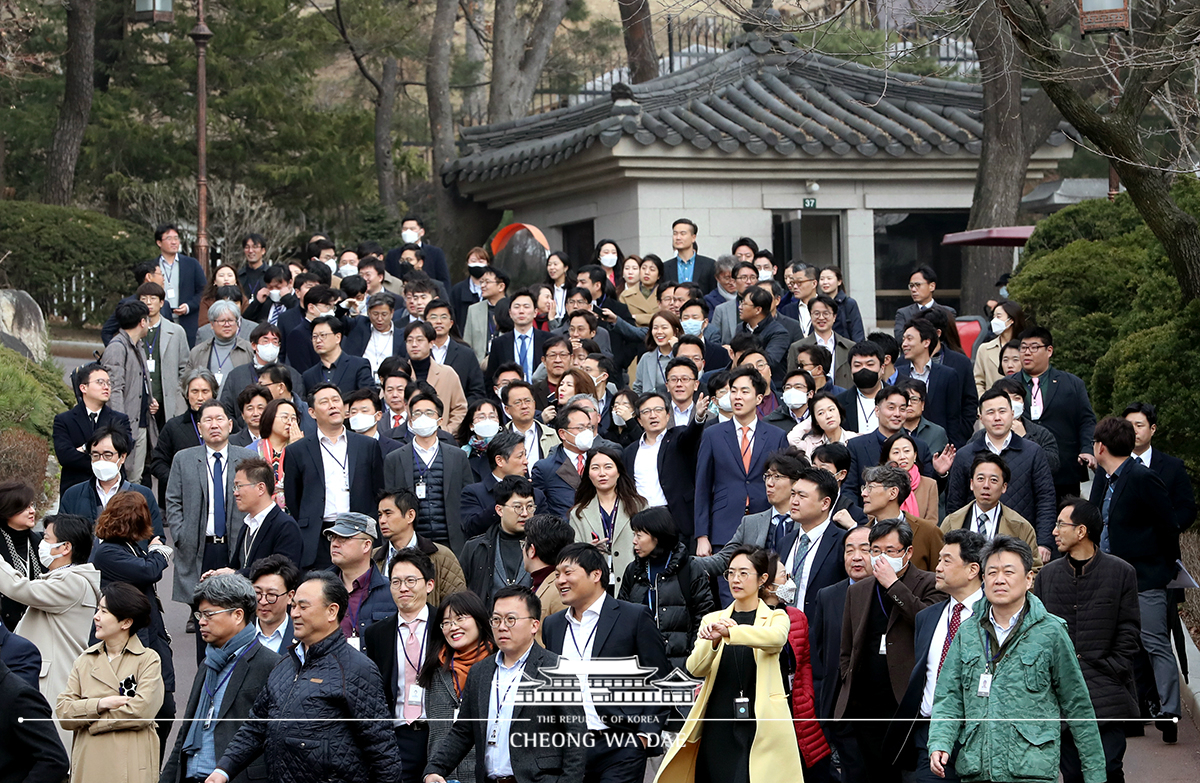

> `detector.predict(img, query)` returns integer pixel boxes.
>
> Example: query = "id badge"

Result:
[346,636,361,651]
[146,358,156,373]
[977,672,992,698]
[607,554,615,584]
[167,288,178,303]
[451,707,459,722]
[734,697,750,719]
[416,480,427,499]
[408,684,424,705]
[214,371,224,387]
[879,636,888,655]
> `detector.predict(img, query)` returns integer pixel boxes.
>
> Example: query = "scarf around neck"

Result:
[183,622,258,752]
[440,640,493,698]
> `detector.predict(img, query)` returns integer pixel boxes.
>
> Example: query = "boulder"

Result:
[0,289,48,362]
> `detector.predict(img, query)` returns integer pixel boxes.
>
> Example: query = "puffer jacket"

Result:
[946,431,1056,548]
[929,593,1105,783]
[618,542,715,671]
[782,606,832,768]
[1032,549,1141,720]
[216,629,403,783]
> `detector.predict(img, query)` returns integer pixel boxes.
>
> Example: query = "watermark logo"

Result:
[511,656,701,708]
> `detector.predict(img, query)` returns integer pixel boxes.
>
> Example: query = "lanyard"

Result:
[160,256,175,285]
[320,439,350,490]
[566,617,599,658]
[144,325,160,357]
[211,340,234,370]
[875,583,890,616]
[489,656,528,744]
[399,620,427,673]
[413,444,435,482]
[203,641,258,726]
[449,653,464,700]
[980,608,1022,674]
[597,499,619,541]
[647,553,672,616]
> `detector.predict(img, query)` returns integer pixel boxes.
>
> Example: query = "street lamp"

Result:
[1078,0,1131,200]
[189,0,213,270]
[133,0,173,23]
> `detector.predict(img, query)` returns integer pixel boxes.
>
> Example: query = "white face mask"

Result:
[338,264,359,279]
[324,258,337,274]
[348,413,376,433]
[410,415,439,438]
[871,553,907,573]
[473,419,501,439]
[1012,399,1025,419]
[757,269,774,281]
[717,392,733,412]
[990,317,1008,335]
[774,578,797,605]
[268,288,284,303]
[612,411,626,427]
[401,229,420,244]
[92,459,120,483]
[256,342,280,364]
[38,539,65,568]
[573,429,596,451]
[599,253,618,268]
[781,388,808,410]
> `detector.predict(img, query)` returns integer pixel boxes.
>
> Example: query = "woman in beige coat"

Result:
[0,513,102,749]
[569,444,646,597]
[655,546,803,783]
[972,301,1027,396]
[57,582,164,783]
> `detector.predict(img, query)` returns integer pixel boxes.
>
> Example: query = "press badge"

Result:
[347,636,361,651]
[977,673,992,698]
[167,288,178,303]
[734,697,750,719]
[879,636,887,655]
[451,707,460,722]
[146,359,156,373]
[408,684,424,705]
[214,371,224,387]
[416,480,427,499]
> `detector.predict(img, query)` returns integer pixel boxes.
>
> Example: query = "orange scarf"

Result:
[440,640,494,697]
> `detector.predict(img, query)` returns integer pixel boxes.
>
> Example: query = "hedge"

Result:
[0,201,157,327]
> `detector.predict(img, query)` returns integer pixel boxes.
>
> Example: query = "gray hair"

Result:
[861,464,911,505]
[567,393,598,413]
[868,517,914,548]
[366,291,397,310]
[208,299,241,323]
[181,368,220,397]
[193,572,257,619]
[715,254,736,274]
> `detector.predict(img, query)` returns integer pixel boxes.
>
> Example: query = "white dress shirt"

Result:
[431,340,449,365]
[255,619,288,653]
[394,605,430,721]
[513,422,540,463]
[854,391,879,433]
[239,504,273,562]
[789,516,831,610]
[318,430,351,521]
[485,645,533,777]
[910,361,931,386]
[733,416,758,462]
[513,327,536,379]
[413,438,440,467]
[1134,446,1153,467]
[97,480,122,510]
[920,587,983,717]
[671,402,694,428]
[970,502,1002,540]
[562,592,608,731]
[205,445,230,536]
[365,327,395,374]
[984,430,1013,456]
[634,435,669,507]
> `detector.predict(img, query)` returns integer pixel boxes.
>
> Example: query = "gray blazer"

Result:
[383,442,470,553]
[694,509,773,576]
[893,301,957,339]
[100,330,156,439]
[705,298,739,346]
[165,443,256,602]
[632,348,674,395]
[463,299,492,364]
[156,319,191,420]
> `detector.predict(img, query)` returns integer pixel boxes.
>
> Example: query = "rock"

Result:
[0,289,49,362]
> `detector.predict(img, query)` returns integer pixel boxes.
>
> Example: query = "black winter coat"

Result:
[1032,549,1141,721]
[217,630,403,783]
[91,540,175,692]
[618,542,716,671]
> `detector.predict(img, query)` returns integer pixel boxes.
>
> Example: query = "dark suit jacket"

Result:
[229,505,304,574]
[385,243,451,291]
[460,471,547,539]
[449,279,481,325]
[1089,459,1177,590]
[843,430,935,506]
[301,352,374,396]
[835,566,943,718]
[622,418,706,540]
[282,432,384,568]
[0,622,40,690]
[59,479,165,539]
[1147,449,1198,532]
[664,253,717,293]
[531,446,584,519]
[896,360,968,447]
[0,658,69,783]
[220,363,305,426]
[343,317,407,360]
[242,292,299,324]
[486,329,550,385]
[275,306,306,356]
[935,348,979,443]
[362,606,438,709]
[541,595,672,733]
[161,640,281,783]
[893,302,957,340]
[741,316,792,380]
[440,339,487,401]
[383,441,471,553]
[801,524,849,620]
[884,599,950,768]
[693,420,789,545]
[285,318,318,374]
[1020,366,1096,486]
[423,642,586,783]
[809,578,851,721]
[53,404,133,493]
[160,254,207,344]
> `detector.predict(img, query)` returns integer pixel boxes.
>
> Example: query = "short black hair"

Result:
[301,570,350,622]
[1059,496,1103,543]
[808,293,838,315]
[982,534,1034,574]
[523,514,575,566]
[495,474,535,506]
[869,517,914,548]
[910,265,938,285]
[132,259,160,285]
[88,424,131,456]
[556,542,610,585]
[238,384,273,413]
[307,381,342,407]
[408,391,445,418]
[811,442,851,474]
[1017,326,1054,348]
[797,345,832,375]
[115,300,150,330]
[629,507,679,554]
[764,448,808,479]
[154,223,180,242]
[665,356,699,381]
[388,548,436,582]
[249,555,302,592]
[980,387,1014,411]
[344,387,383,413]
[486,430,525,470]
[500,379,535,405]
[847,340,884,363]
[727,365,767,395]
[311,314,345,336]
[942,527,986,569]
[867,331,901,364]
[902,318,939,352]
[42,513,93,564]
[492,584,540,618]
[1122,401,1158,426]
[1093,417,1135,457]
[263,264,292,285]
[403,319,436,342]
[102,582,152,633]
[796,465,839,503]
[970,451,1011,484]
[679,298,709,318]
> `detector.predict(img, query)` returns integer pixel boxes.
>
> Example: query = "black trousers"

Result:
[583,731,647,783]
[1060,722,1126,783]
[847,722,901,783]
[911,722,962,783]
[394,722,429,783]
[826,724,867,783]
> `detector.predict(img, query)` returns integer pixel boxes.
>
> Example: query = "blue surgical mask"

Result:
[681,318,704,336]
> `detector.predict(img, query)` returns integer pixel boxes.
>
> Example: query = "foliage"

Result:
[0,345,70,438]
[790,22,943,78]
[0,200,157,327]
[0,428,50,504]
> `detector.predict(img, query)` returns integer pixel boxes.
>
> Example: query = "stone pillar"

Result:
[843,208,876,331]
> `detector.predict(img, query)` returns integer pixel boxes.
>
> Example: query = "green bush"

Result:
[0,201,157,328]
[0,347,72,439]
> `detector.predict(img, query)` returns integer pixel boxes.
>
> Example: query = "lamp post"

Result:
[189,0,213,270]
[1078,0,1131,202]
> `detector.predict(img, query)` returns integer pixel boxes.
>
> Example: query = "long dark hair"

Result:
[417,590,496,689]
[878,431,920,468]
[456,399,502,446]
[571,444,646,520]
[545,251,576,288]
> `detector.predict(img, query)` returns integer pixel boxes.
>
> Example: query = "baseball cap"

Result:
[323,512,378,540]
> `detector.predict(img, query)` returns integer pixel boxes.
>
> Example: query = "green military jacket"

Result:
[928,593,1105,783]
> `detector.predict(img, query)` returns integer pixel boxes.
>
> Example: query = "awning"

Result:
[941,226,1035,247]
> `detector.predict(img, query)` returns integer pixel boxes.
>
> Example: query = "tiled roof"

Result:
[443,40,1069,185]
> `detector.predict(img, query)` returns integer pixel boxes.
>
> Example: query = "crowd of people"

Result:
[0,216,1194,783]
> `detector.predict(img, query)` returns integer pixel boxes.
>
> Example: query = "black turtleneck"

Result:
[411,355,432,381]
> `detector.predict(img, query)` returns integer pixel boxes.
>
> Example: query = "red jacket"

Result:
[785,605,832,767]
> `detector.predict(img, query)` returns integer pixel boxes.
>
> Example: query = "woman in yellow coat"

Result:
[57,582,164,783]
[655,545,803,783]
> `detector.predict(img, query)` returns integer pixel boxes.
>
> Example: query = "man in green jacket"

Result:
[928,535,1104,783]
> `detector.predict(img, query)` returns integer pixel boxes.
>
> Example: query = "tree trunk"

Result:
[427,0,459,268]
[44,0,97,206]
[462,0,487,124]
[375,57,399,219]
[618,0,658,84]
[489,0,570,123]
[0,133,7,199]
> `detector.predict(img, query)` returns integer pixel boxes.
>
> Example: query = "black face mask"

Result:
[468,265,487,279]
[852,368,880,390]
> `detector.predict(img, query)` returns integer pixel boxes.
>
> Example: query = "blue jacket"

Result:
[334,565,396,640]
[59,479,165,539]
[693,419,787,546]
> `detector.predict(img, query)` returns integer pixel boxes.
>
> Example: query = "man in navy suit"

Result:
[302,315,374,396]
[343,292,407,373]
[218,457,304,574]
[152,224,207,346]
[623,390,707,544]
[384,216,451,291]
[531,404,594,518]
[285,285,340,374]
[785,467,850,620]
[53,362,133,493]
[885,528,984,782]
[344,388,403,458]
[461,431,545,538]
[282,383,384,569]
[663,218,717,294]
[844,385,949,504]
[693,365,788,556]
[273,272,319,354]
[897,319,968,447]
[485,289,549,385]
[425,299,487,402]
[1123,402,1197,534]
[541,543,672,783]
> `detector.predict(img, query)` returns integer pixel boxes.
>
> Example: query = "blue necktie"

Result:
[212,452,226,538]
[517,334,530,379]
[269,303,283,325]
[771,514,793,555]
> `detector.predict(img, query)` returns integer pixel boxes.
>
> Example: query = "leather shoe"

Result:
[1156,715,1178,744]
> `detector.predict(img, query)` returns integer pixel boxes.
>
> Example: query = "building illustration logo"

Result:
[511,656,702,708]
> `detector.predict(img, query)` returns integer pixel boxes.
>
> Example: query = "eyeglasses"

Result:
[1018,343,1047,353]
[214,319,239,326]
[193,608,237,621]
[489,615,535,628]
[1052,520,1080,529]
[861,483,885,494]
[255,590,287,604]
[390,576,427,588]
[666,375,695,384]
[439,618,469,630]
[233,481,263,491]
[870,548,907,557]
[503,502,536,514]
[763,471,785,484]
[723,568,755,582]
[545,351,571,360]
[90,451,120,461]
[907,282,928,290]
[89,379,112,388]
[639,406,666,416]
